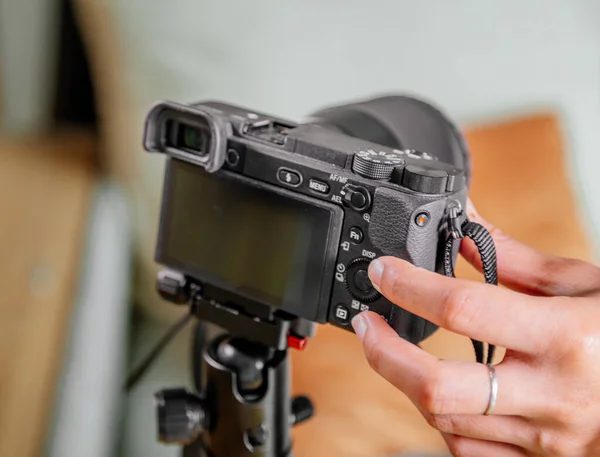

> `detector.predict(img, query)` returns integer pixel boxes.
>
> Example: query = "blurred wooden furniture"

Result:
[290,113,594,457]
[0,132,95,457]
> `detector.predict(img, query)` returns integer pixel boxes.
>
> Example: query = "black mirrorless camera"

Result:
[144,96,469,345]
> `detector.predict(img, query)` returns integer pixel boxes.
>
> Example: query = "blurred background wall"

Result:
[0,0,97,134]
[0,0,61,133]
[2,0,599,239]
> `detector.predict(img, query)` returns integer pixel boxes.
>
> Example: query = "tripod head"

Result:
[154,270,315,456]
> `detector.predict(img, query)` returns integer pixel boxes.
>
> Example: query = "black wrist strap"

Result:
[443,207,498,365]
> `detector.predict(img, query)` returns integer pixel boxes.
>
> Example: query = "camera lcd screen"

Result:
[157,159,340,320]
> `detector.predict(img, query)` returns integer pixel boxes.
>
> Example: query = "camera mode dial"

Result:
[345,258,382,303]
[352,149,405,181]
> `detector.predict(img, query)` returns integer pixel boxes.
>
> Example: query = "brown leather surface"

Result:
[0,132,95,457]
[290,113,594,457]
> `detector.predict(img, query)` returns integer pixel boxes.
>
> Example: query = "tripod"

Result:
[153,283,315,457]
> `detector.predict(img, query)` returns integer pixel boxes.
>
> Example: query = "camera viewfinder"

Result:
[167,120,212,157]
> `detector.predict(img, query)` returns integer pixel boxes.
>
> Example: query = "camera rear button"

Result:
[308,179,330,194]
[341,184,371,211]
[354,269,372,293]
[349,227,363,244]
[226,148,240,167]
[333,304,351,325]
[277,168,302,187]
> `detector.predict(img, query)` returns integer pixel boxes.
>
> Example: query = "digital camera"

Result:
[143,96,469,344]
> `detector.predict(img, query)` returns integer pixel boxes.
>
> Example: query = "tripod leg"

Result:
[204,335,293,457]
[192,321,207,392]
[168,325,306,456]
[181,322,209,457]
[182,440,207,457]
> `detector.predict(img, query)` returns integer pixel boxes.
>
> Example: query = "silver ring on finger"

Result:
[483,363,499,416]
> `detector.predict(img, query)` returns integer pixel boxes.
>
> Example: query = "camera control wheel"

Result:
[351,149,405,181]
[345,258,382,303]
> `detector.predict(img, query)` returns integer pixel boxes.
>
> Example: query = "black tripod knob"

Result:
[291,395,314,426]
[154,388,207,445]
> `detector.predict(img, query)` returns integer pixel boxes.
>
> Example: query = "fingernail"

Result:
[352,314,368,341]
[368,259,384,291]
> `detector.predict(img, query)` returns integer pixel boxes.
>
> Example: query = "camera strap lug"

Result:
[447,204,468,240]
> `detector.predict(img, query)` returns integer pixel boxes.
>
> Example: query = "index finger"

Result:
[462,200,600,297]
[368,257,567,354]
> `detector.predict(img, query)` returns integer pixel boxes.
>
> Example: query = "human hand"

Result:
[351,201,600,456]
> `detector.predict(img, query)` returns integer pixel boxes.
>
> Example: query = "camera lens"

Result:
[309,95,470,180]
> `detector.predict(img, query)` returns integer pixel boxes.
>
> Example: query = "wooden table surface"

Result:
[0,131,95,457]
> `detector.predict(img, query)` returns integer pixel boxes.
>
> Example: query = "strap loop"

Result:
[444,206,498,365]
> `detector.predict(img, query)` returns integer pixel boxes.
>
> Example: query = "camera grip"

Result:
[369,187,466,268]
[367,186,468,342]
